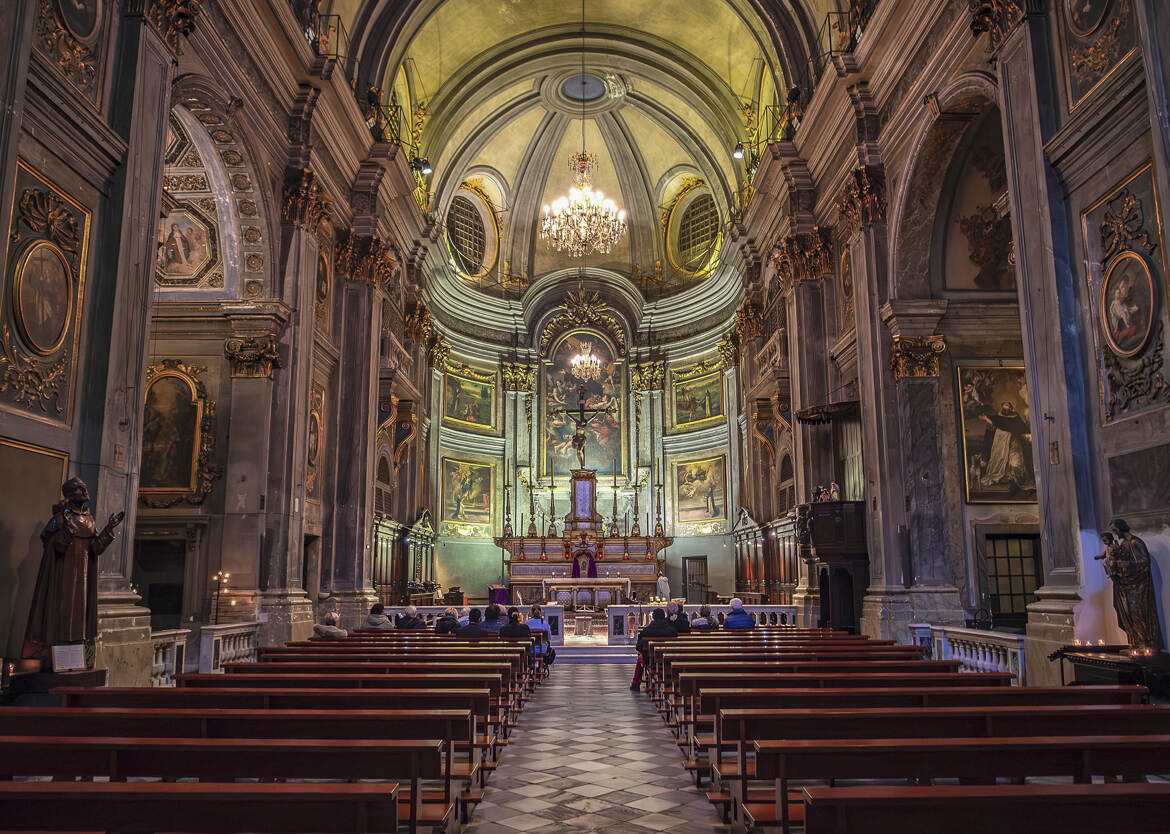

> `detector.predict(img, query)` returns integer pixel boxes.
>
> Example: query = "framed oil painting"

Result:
[1066,0,1111,37]
[1099,250,1156,359]
[441,457,493,536]
[542,331,624,478]
[306,384,324,499]
[674,455,727,526]
[838,245,855,332]
[957,366,1037,503]
[314,250,330,325]
[154,206,219,288]
[141,373,202,493]
[670,365,724,431]
[56,0,102,43]
[443,367,495,432]
[13,241,73,356]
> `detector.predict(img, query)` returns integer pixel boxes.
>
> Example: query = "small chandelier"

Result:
[569,340,603,382]
[541,153,627,257]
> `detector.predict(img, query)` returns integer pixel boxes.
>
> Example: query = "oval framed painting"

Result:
[1099,250,1156,359]
[307,410,321,466]
[56,0,103,44]
[1065,0,1111,38]
[13,240,73,356]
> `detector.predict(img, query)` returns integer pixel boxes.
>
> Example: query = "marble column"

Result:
[785,280,833,499]
[90,12,178,685]
[330,278,383,623]
[997,13,1102,684]
[882,301,962,625]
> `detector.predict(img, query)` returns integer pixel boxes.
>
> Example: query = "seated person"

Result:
[435,606,460,635]
[630,608,676,691]
[310,611,347,640]
[722,597,755,629]
[457,607,491,637]
[394,605,427,629]
[482,603,504,634]
[458,606,471,626]
[689,604,715,631]
[364,602,393,630]
[667,601,690,634]
[499,608,532,638]
[526,604,554,664]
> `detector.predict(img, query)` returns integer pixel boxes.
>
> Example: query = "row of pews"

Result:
[1,628,547,833]
[638,627,1170,833]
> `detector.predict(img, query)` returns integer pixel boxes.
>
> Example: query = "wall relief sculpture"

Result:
[35,0,107,104]
[1061,0,1138,110]
[0,163,90,426]
[139,360,220,508]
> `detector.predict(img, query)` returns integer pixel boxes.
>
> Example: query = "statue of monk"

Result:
[1102,519,1165,653]
[22,478,125,663]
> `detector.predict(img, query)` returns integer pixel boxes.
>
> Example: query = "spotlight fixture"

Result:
[411,157,433,175]
[732,142,745,160]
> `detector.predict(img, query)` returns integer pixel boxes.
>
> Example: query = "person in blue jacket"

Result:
[723,597,755,629]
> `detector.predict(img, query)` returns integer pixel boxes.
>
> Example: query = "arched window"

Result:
[446,195,485,275]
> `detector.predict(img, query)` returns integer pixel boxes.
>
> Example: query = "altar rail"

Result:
[386,605,565,646]
[150,629,190,686]
[606,604,799,645]
[198,622,259,672]
[911,623,1027,686]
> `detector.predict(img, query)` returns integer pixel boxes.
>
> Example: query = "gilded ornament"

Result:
[429,335,451,370]
[0,325,68,414]
[717,330,740,369]
[145,0,201,54]
[140,359,221,508]
[1103,322,1170,419]
[968,0,1025,52]
[35,0,97,96]
[502,362,536,392]
[162,174,209,192]
[238,199,258,217]
[1070,4,1131,86]
[1100,191,1155,260]
[539,289,627,357]
[244,253,263,272]
[16,188,80,253]
[221,150,244,166]
[231,174,252,191]
[735,302,765,343]
[335,229,400,288]
[243,226,262,244]
[835,165,887,239]
[224,334,281,378]
[281,169,332,234]
[404,304,433,345]
[631,360,665,391]
[771,228,832,291]
[890,335,947,380]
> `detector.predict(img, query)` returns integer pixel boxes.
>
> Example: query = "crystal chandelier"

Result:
[569,340,602,382]
[539,0,627,257]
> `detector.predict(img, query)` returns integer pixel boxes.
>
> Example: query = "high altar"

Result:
[495,469,671,608]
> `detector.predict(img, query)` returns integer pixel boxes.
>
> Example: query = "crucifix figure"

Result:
[554,383,616,470]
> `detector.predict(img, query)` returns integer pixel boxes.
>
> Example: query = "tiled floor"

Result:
[466,664,726,833]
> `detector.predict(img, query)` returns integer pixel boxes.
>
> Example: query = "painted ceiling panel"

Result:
[469,106,548,194]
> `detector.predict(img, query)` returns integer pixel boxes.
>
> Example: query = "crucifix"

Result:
[553,383,616,471]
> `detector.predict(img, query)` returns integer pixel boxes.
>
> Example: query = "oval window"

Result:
[676,193,719,273]
[446,195,487,276]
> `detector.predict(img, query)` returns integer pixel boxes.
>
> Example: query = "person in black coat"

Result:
[457,607,491,637]
[630,608,676,691]
[499,608,532,638]
[667,601,691,634]
[435,606,460,635]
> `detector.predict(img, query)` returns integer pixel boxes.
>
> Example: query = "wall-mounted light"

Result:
[411,157,433,175]
[732,142,745,160]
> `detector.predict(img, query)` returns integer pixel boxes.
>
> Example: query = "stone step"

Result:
[554,644,637,664]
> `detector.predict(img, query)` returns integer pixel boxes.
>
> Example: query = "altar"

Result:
[541,577,631,610]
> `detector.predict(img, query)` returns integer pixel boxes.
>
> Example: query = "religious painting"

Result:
[1066,0,1111,36]
[838,245,855,332]
[674,455,727,526]
[1062,0,1137,110]
[13,241,73,356]
[1099,250,1156,358]
[306,384,324,499]
[314,250,330,325]
[443,367,495,432]
[542,330,624,478]
[670,365,723,431]
[441,457,493,537]
[56,0,102,43]
[154,205,219,288]
[957,366,1037,503]
[141,374,201,492]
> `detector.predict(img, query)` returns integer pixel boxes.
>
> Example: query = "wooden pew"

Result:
[801,783,1170,834]
[0,736,447,834]
[0,782,401,834]
[750,734,1170,832]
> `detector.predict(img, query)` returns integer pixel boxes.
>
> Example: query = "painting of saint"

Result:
[316,252,330,305]
[1066,0,1111,37]
[674,456,726,524]
[672,369,723,429]
[140,375,199,491]
[155,212,211,279]
[1099,251,1155,358]
[441,459,491,525]
[443,372,494,430]
[544,331,622,478]
[15,242,72,356]
[56,0,101,43]
[957,367,1037,503]
[839,246,855,331]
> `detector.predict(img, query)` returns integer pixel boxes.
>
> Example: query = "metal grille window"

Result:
[447,195,486,275]
[678,194,718,269]
[984,533,1041,627]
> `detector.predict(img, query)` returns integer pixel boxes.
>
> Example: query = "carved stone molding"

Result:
[142,0,202,54]
[224,335,281,379]
[631,360,666,391]
[836,165,887,239]
[735,301,765,343]
[428,335,450,370]
[404,303,433,346]
[968,0,1025,53]
[502,362,536,393]
[336,229,400,289]
[771,228,833,292]
[538,289,627,357]
[717,329,740,369]
[889,335,947,380]
[281,169,332,235]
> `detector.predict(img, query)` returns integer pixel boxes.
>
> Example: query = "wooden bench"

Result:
[0,782,401,833]
[801,783,1170,834]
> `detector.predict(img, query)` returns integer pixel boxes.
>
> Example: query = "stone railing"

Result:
[381,605,566,646]
[913,623,1027,686]
[199,621,260,672]
[607,604,800,646]
[150,628,190,686]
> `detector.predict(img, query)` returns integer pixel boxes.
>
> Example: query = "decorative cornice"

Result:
[281,169,332,235]
[735,301,765,343]
[444,361,494,383]
[631,360,666,391]
[890,335,947,380]
[538,289,628,357]
[968,0,1025,53]
[836,165,887,239]
[336,229,400,289]
[224,335,281,379]
[770,228,832,291]
[502,361,536,393]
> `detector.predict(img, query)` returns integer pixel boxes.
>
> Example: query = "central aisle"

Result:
[466,664,726,833]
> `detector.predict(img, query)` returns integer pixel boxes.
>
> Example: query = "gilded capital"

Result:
[836,165,887,239]
[631,360,665,391]
[281,169,332,235]
[890,335,947,380]
[224,334,282,379]
[502,362,536,393]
